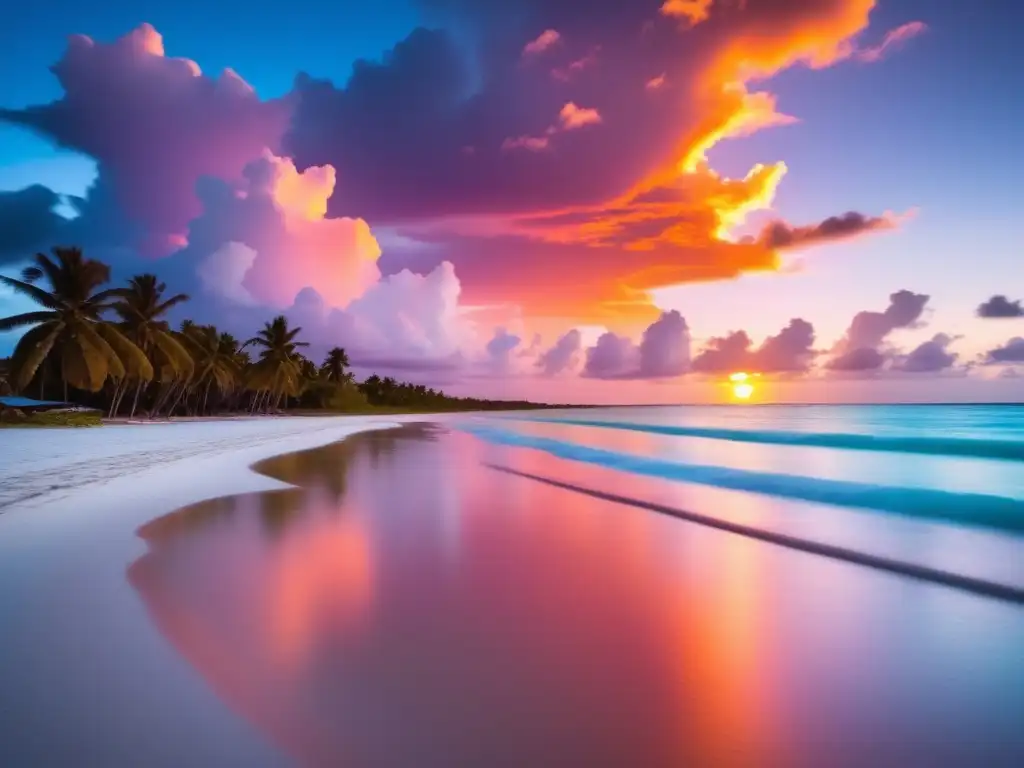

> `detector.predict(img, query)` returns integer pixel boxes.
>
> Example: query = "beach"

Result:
[0,415,407,766]
[2,408,1024,765]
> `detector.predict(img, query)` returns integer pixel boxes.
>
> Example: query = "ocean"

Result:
[462,403,1024,592]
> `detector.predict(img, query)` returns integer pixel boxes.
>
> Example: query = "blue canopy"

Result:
[0,396,72,409]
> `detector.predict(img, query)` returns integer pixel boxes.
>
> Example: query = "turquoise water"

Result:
[462,404,1024,591]
[468,404,1024,524]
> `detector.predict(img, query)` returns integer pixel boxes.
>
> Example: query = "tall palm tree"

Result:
[110,274,194,417]
[0,246,152,399]
[179,325,240,416]
[244,315,309,412]
[320,347,352,384]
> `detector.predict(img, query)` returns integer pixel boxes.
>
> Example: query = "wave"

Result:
[511,417,1024,463]
[461,424,1024,534]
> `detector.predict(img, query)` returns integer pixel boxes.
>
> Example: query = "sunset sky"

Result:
[1,0,1022,403]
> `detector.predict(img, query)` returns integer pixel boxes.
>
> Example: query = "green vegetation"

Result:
[0,246,559,421]
[0,409,103,428]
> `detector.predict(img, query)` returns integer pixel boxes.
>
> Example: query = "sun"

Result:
[729,372,755,400]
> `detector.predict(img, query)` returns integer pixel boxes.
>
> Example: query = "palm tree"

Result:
[179,325,240,416]
[110,274,194,417]
[0,246,152,399]
[320,347,352,384]
[244,315,309,412]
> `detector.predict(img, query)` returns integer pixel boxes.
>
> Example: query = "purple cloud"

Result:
[581,310,690,379]
[638,310,690,377]
[977,295,1024,319]
[537,329,582,376]
[485,327,523,374]
[582,332,640,379]
[894,334,958,373]
[985,337,1024,365]
[0,186,68,265]
[828,290,929,370]
[758,211,896,251]
[689,318,816,375]
[828,347,887,372]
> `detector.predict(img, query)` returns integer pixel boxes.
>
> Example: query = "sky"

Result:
[1,0,1022,404]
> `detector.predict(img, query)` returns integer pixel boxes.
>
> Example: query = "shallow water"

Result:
[129,421,1024,766]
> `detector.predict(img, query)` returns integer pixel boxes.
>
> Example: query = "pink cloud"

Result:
[501,135,550,152]
[645,73,667,90]
[523,29,561,56]
[273,262,472,370]
[552,48,600,82]
[1,24,293,257]
[857,21,927,63]
[188,150,381,310]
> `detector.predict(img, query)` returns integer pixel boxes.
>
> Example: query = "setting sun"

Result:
[729,372,755,400]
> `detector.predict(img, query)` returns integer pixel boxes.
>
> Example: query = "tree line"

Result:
[0,247,553,418]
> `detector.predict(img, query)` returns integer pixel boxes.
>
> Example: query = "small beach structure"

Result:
[0,396,89,413]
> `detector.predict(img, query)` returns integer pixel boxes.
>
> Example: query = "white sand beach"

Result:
[0,415,425,766]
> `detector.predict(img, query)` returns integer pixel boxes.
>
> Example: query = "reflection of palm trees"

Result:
[137,494,242,541]
[257,491,306,540]
[143,424,445,544]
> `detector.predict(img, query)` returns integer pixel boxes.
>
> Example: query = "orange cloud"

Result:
[558,102,602,130]
[467,0,896,323]
[660,0,715,26]
[857,21,927,63]
[523,29,561,56]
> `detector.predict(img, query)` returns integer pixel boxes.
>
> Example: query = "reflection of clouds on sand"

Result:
[128,425,1024,766]
[265,508,373,668]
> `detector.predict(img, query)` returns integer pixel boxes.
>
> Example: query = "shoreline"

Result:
[0,414,431,765]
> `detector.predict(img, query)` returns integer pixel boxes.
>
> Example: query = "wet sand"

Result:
[3,420,1024,766]
[121,426,1024,764]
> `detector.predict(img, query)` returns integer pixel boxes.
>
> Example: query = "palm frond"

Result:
[0,275,63,310]
[154,293,190,314]
[93,323,153,382]
[21,266,44,284]
[32,252,62,289]
[0,310,56,332]
[10,322,64,392]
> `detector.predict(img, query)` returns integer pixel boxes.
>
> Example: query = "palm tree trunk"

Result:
[108,380,123,418]
[129,380,144,419]
[63,377,68,404]
[168,383,188,417]
[113,380,130,416]
[202,380,212,416]
[153,382,173,416]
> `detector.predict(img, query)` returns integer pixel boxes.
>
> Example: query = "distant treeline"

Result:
[0,247,561,418]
